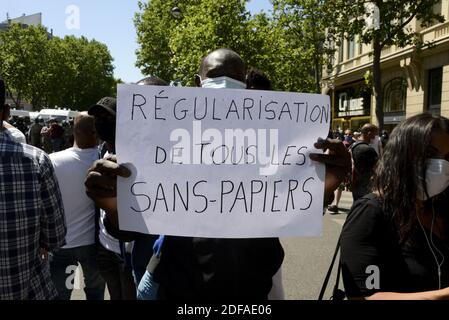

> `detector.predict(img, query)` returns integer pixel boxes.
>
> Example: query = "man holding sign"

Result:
[85,49,351,300]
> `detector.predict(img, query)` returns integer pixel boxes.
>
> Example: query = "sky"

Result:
[1,0,272,83]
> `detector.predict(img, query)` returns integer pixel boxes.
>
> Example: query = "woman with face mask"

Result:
[340,113,449,299]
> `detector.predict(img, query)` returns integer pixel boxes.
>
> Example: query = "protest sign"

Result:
[116,84,330,238]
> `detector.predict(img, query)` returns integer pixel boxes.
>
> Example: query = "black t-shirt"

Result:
[340,193,449,298]
[350,142,378,200]
[153,236,284,300]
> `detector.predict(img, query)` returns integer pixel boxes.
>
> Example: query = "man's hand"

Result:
[309,138,351,206]
[85,155,131,214]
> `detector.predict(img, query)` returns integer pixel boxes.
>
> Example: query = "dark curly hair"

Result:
[246,67,271,91]
[373,113,449,244]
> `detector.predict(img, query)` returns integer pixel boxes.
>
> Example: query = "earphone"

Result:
[417,203,445,290]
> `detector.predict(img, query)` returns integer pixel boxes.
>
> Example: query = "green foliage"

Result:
[0,24,115,111]
[134,0,181,82]
[169,0,252,86]
[324,0,445,49]
[135,0,328,92]
[323,0,445,129]
[271,0,334,93]
[0,24,49,109]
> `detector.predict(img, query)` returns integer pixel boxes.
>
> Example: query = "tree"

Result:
[135,0,333,93]
[169,0,253,85]
[0,24,115,111]
[134,0,185,83]
[0,24,50,109]
[271,0,334,93]
[135,0,254,86]
[324,0,445,130]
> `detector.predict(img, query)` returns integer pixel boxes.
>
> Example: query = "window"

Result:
[428,68,442,116]
[347,37,355,59]
[383,78,407,113]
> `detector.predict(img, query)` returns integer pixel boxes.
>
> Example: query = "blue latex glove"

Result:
[153,235,164,257]
[137,270,159,300]
[136,235,165,300]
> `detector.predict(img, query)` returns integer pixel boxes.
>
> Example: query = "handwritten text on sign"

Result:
[116,84,330,238]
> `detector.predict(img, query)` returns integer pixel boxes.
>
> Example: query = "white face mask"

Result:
[200,76,246,89]
[417,158,449,200]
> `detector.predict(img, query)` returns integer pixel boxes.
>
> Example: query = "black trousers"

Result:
[96,243,136,300]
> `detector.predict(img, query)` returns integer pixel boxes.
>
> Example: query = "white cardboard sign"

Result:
[116,84,330,238]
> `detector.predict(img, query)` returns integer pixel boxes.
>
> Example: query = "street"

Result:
[281,191,352,300]
[71,191,353,300]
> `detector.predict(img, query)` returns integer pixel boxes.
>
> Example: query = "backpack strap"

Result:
[318,238,341,300]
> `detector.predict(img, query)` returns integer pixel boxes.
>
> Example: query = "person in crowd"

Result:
[343,129,355,148]
[17,117,28,136]
[49,113,105,300]
[49,120,65,153]
[62,120,74,150]
[0,79,67,299]
[340,113,449,299]
[85,76,168,299]
[380,130,389,148]
[86,97,137,300]
[85,48,352,300]
[136,76,168,86]
[365,124,382,156]
[41,120,53,154]
[243,65,286,298]
[246,67,272,90]
[2,104,27,144]
[29,118,44,148]
[350,123,379,201]
[328,129,354,214]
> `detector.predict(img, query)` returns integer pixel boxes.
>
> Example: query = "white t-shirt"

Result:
[50,147,99,249]
[3,121,26,144]
[99,209,121,254]
[97,151,122,254]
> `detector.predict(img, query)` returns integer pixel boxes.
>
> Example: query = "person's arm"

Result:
[365,288,449,300]
[102,211,140,242]
[85,155,130,228]
[309,138,352,206]
[38,152,67,250]
[340,196,449,300]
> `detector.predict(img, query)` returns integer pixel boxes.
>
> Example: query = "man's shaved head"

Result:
[74,112,97,149]
[196,48,246,86]
[136,76,168,86]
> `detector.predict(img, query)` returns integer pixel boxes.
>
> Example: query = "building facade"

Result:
[322,1,449,133]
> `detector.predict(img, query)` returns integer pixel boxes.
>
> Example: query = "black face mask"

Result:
[95,121,116,142]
